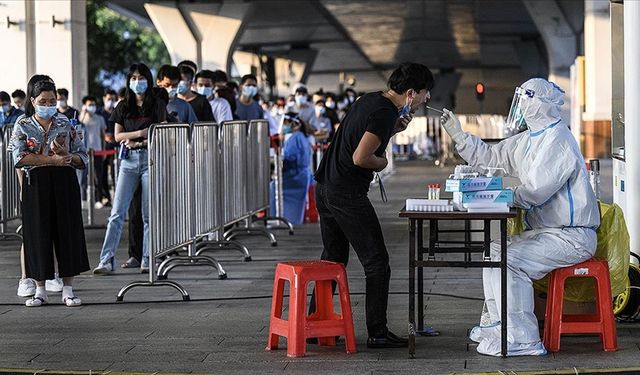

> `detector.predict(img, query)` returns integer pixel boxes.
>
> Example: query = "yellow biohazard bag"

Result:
[507,202,630,302]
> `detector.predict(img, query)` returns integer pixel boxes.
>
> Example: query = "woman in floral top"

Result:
[11,79,90,307]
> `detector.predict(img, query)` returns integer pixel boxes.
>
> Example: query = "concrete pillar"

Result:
[624,0,640,254]
[178,1,250,72]
[273,49,318,96]
[523,0,577,126]
[233,51,260,77]
[33,0,87,108]
[582,0,612,159]
[144,2,198,66]
[0,0,34,93]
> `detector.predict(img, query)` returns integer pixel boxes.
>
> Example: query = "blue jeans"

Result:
[98,149,149,268]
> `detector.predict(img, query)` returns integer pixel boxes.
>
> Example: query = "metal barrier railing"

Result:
[220,121,249,225]
[223,120,278,246]
[190,122,251,262]
[1,125,22,240]
[117,124,226,301]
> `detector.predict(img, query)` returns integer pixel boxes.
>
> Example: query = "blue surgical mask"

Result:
[197,86,213,98]
[0,104,10,113]
[242,85,258,98]
[295,95,307,106]
[86,105,97,114]
[399,96,413,117]
[283,124,293,134]
[34,105,57,119]
[166,87,177,99]
[315,106,326,117]
[177,81,190,95]
[129,79,148,95]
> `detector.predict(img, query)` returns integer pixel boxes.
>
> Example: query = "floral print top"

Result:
[9,113,88,172]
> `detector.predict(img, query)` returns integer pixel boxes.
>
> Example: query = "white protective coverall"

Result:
[441,78,600,356]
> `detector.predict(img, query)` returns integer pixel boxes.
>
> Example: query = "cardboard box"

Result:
[445,177,503,192]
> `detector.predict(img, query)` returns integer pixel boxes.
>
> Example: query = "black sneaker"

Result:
[366,331,409,348]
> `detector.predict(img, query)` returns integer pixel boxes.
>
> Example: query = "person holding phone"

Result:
[10,77,89,307]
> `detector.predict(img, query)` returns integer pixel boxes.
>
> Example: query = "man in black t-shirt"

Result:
[314,62,434,348]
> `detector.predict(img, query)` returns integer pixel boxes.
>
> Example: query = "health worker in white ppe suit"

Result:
[440,78,600,356]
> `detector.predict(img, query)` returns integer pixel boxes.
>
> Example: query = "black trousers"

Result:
[22,167,90,281]
[128,181,143,262]
[314,183,391,337]
[100,154,114,203]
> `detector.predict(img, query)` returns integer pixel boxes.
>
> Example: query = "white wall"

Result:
[583,0,611,121]
[0,1,32,94]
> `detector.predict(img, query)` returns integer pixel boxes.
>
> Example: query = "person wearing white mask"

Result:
[293,86,314,127]
[195,69,233,124]
[79,95,107,207]
[440,78,600,356]
[156,65,197,124]
[309,100,332,142]
[55,88,79,121]
[235,74,264,121]
[11,89,26,112]
[93,63,167,275]
[176,64,214,122]
[96,89,117,208]
[0,91,25,126]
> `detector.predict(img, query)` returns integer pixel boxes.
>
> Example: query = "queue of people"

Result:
[5,61,359,306]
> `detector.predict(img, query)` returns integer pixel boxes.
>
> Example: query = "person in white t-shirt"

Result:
[194,70,233,123]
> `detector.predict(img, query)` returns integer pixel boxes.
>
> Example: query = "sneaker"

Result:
[17,278,36,297]
[45,274,63,293]
[94,201,104,209]
[93,262,113,275]
[121,257,140,268]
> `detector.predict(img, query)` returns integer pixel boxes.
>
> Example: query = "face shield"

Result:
[504,86,534,135]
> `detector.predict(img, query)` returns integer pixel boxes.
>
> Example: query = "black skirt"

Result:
[22,166,90,280]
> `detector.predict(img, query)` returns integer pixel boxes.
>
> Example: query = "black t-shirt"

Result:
[315,91,398,194]
[110,99,166,142]
[185,92,214,121]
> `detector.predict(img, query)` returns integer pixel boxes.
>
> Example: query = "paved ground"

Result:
[0,158,636,375]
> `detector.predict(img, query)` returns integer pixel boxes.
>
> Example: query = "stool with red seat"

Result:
[543,258,617,352]
[266,260,357,357]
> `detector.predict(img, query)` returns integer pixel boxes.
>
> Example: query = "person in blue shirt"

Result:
[156,65,197,123]
[0,91,25,126]
[235,74,264,121]
[269,113,312,225]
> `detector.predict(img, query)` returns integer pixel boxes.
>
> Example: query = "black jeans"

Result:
[128,182,143,262]
[314,183,391,337]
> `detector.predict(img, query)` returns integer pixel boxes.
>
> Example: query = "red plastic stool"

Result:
[543,258,617,352]
[266,260,357,357]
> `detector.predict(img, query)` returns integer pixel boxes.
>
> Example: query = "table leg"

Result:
[500,219,508,357]
[409,218,416,358]
[417,219,424,332]
[464,220,471,262]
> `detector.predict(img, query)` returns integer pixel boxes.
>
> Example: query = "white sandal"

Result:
[25,296,48,307]
[63,296,82,307]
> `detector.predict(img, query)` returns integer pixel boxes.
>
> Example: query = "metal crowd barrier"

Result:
[117,124,226,301]
[0,125,22,241]
[191,122,251,262]
[223,120,279,246]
